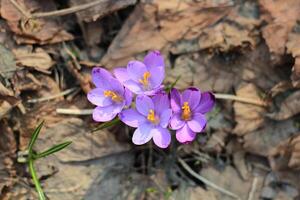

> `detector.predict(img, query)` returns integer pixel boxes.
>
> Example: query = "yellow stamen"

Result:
[181,102,191,121]
[147,109,159,124]
[104,90,123,102]
[139,71,151,86]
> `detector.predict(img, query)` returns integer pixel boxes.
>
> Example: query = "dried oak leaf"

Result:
[233,83,266,136]
[1,0,73,45]
[267,91,300,120]
[13,47,54,73]
[101,0,231,68]
[259,0,300,55]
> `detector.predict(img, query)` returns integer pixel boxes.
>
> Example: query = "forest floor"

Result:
[1,0,300,199]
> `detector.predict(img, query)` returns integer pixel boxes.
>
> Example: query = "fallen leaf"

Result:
[233,83,266,136]
[101,0,231,68]
[0,44,17,79]
[1,0,73,45]
[13,47,54,73]
[189,187,217,200]
[267,91,300,120]
[69,0,137,22]
[243,119,298,156]
[286,32,300,86]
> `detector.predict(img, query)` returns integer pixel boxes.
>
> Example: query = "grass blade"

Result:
[92,117,120,132]
[28,121,44,154]
[34,141,72,159]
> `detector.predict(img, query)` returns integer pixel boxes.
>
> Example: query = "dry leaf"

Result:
[189,187,217,200]
[101,0,231,68]
[0,44,17,79]
[70,0,137,22]
[267,91,300,120]
[1,0,73,45]
[243,119,298,156]
[260,0,300,55]
[287,32,300,85]
[233,83,265,136]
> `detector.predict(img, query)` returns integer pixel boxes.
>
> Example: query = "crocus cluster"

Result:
[87,51,215,148]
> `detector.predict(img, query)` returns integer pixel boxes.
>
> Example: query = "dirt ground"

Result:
[1,0,300,199]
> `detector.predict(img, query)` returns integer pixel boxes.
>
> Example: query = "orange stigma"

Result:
[139,71,151,86]
[104,90,123,102]
[147,109,159,124]
[181,102,191,121]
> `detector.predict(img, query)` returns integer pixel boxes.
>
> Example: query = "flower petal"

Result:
[91,67,113,89]
[127,61,147,82]
[170,113,185,130]
[182,88,201,110]
[132,123,153,145]
[159,109,172,128]
[187,113,206,132]
[144,50,164,69]
[152,93,169,114]
[194,92,215,114]
[109,78,124,95]
[87,88,112,107]
[123,80,143,94]
[170,88,182,113]
[176,124,196,143]
[114,67,129,83]
[92,104,123,122]
[152,127,171,148]
[149,66,164,88]
[119,109,146,128]
[136,95,154,116]
[124,88,133,106]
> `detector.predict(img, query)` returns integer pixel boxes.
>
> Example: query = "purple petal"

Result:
[132,123,153,145]
[124,88,133,106]
[136,95,154,116]
[91,67,113,89]
[114,67,129,83]
[152,127,171,148]
[159,109,172,128]
[187,113,206,132]
[92,104,123,122]
[87,88,112,107]
[170,113,185,130]
[149,66,164,88]
[127,61,147,82]
[194,92,215,114]
[170,88,182,113]
[123,80,143,94]
[143,85,164,96]
[119,109,146,128]
[144,50,164,69]
[109,78,124,95]
[182,88,201,110]
[176,124,196,143]
[152,93,170,115]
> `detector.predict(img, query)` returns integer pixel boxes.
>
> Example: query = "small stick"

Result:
[247,177,258,200]
[56,108,93,115]
[214,93,267,107]
[178,158,240,200]
[27,87,77,103]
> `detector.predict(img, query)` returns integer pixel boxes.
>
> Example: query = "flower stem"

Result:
[29,159,46,200]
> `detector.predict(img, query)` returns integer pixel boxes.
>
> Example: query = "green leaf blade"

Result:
[92,117,120,132]
[34,141,72,160]
[28,121,44,154]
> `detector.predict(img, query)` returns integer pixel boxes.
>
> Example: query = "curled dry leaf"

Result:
[0,0,73,45]
[233,83,266,136]
[267,91,300,120]
[13,47,54,73]
[269,133,300,171]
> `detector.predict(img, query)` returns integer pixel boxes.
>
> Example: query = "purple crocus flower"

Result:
[87,67,132,122]
[170,88,215,143]
[114,50,165,96]
[119,93,172,148]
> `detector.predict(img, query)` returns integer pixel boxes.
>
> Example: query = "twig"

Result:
[247,177,258,200]
[56,108,93,115]
[214,93,267,107]
[178,158,241,200]
[27,87,77,103]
